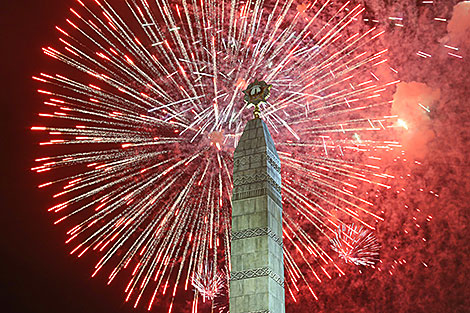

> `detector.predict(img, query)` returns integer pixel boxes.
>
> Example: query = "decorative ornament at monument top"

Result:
[242,79,272,118]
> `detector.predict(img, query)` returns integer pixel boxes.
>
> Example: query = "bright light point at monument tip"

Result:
[27,0,470,312]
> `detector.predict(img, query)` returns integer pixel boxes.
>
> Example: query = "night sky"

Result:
[3,1,470,313]
[4,1,137,312]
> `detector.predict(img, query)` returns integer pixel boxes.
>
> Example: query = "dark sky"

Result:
[3,1,470,313]
[3,1,137,312]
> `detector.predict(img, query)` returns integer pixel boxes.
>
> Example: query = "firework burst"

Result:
[330,224,380,266]
[31,0,403,310]
[191,264,226,302]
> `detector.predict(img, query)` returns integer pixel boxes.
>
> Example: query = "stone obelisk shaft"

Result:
[230,118,285,313]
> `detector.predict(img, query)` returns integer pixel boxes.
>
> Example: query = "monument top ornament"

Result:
[242,79,272,119]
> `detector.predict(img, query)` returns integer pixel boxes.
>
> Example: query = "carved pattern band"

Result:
[267,150,281,173]
[233,153,281,173]
[232,227,283,247]
[230,267,284,287]
[233,172,281,194]
[267,175,282,194]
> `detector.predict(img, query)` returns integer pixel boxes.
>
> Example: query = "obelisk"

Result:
[230,80,285,313]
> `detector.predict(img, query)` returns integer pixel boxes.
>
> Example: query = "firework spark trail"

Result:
[32,0,406,310]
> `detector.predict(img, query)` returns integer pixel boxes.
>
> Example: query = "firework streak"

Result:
[32,0,403,311]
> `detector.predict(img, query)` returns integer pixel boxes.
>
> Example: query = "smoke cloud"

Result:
[444,1,470,46]
[391,82,440,160]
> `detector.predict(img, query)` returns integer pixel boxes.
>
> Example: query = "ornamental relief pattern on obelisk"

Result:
[231,227,283,247]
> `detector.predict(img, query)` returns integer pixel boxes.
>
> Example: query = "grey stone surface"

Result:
[230,118,285,313]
